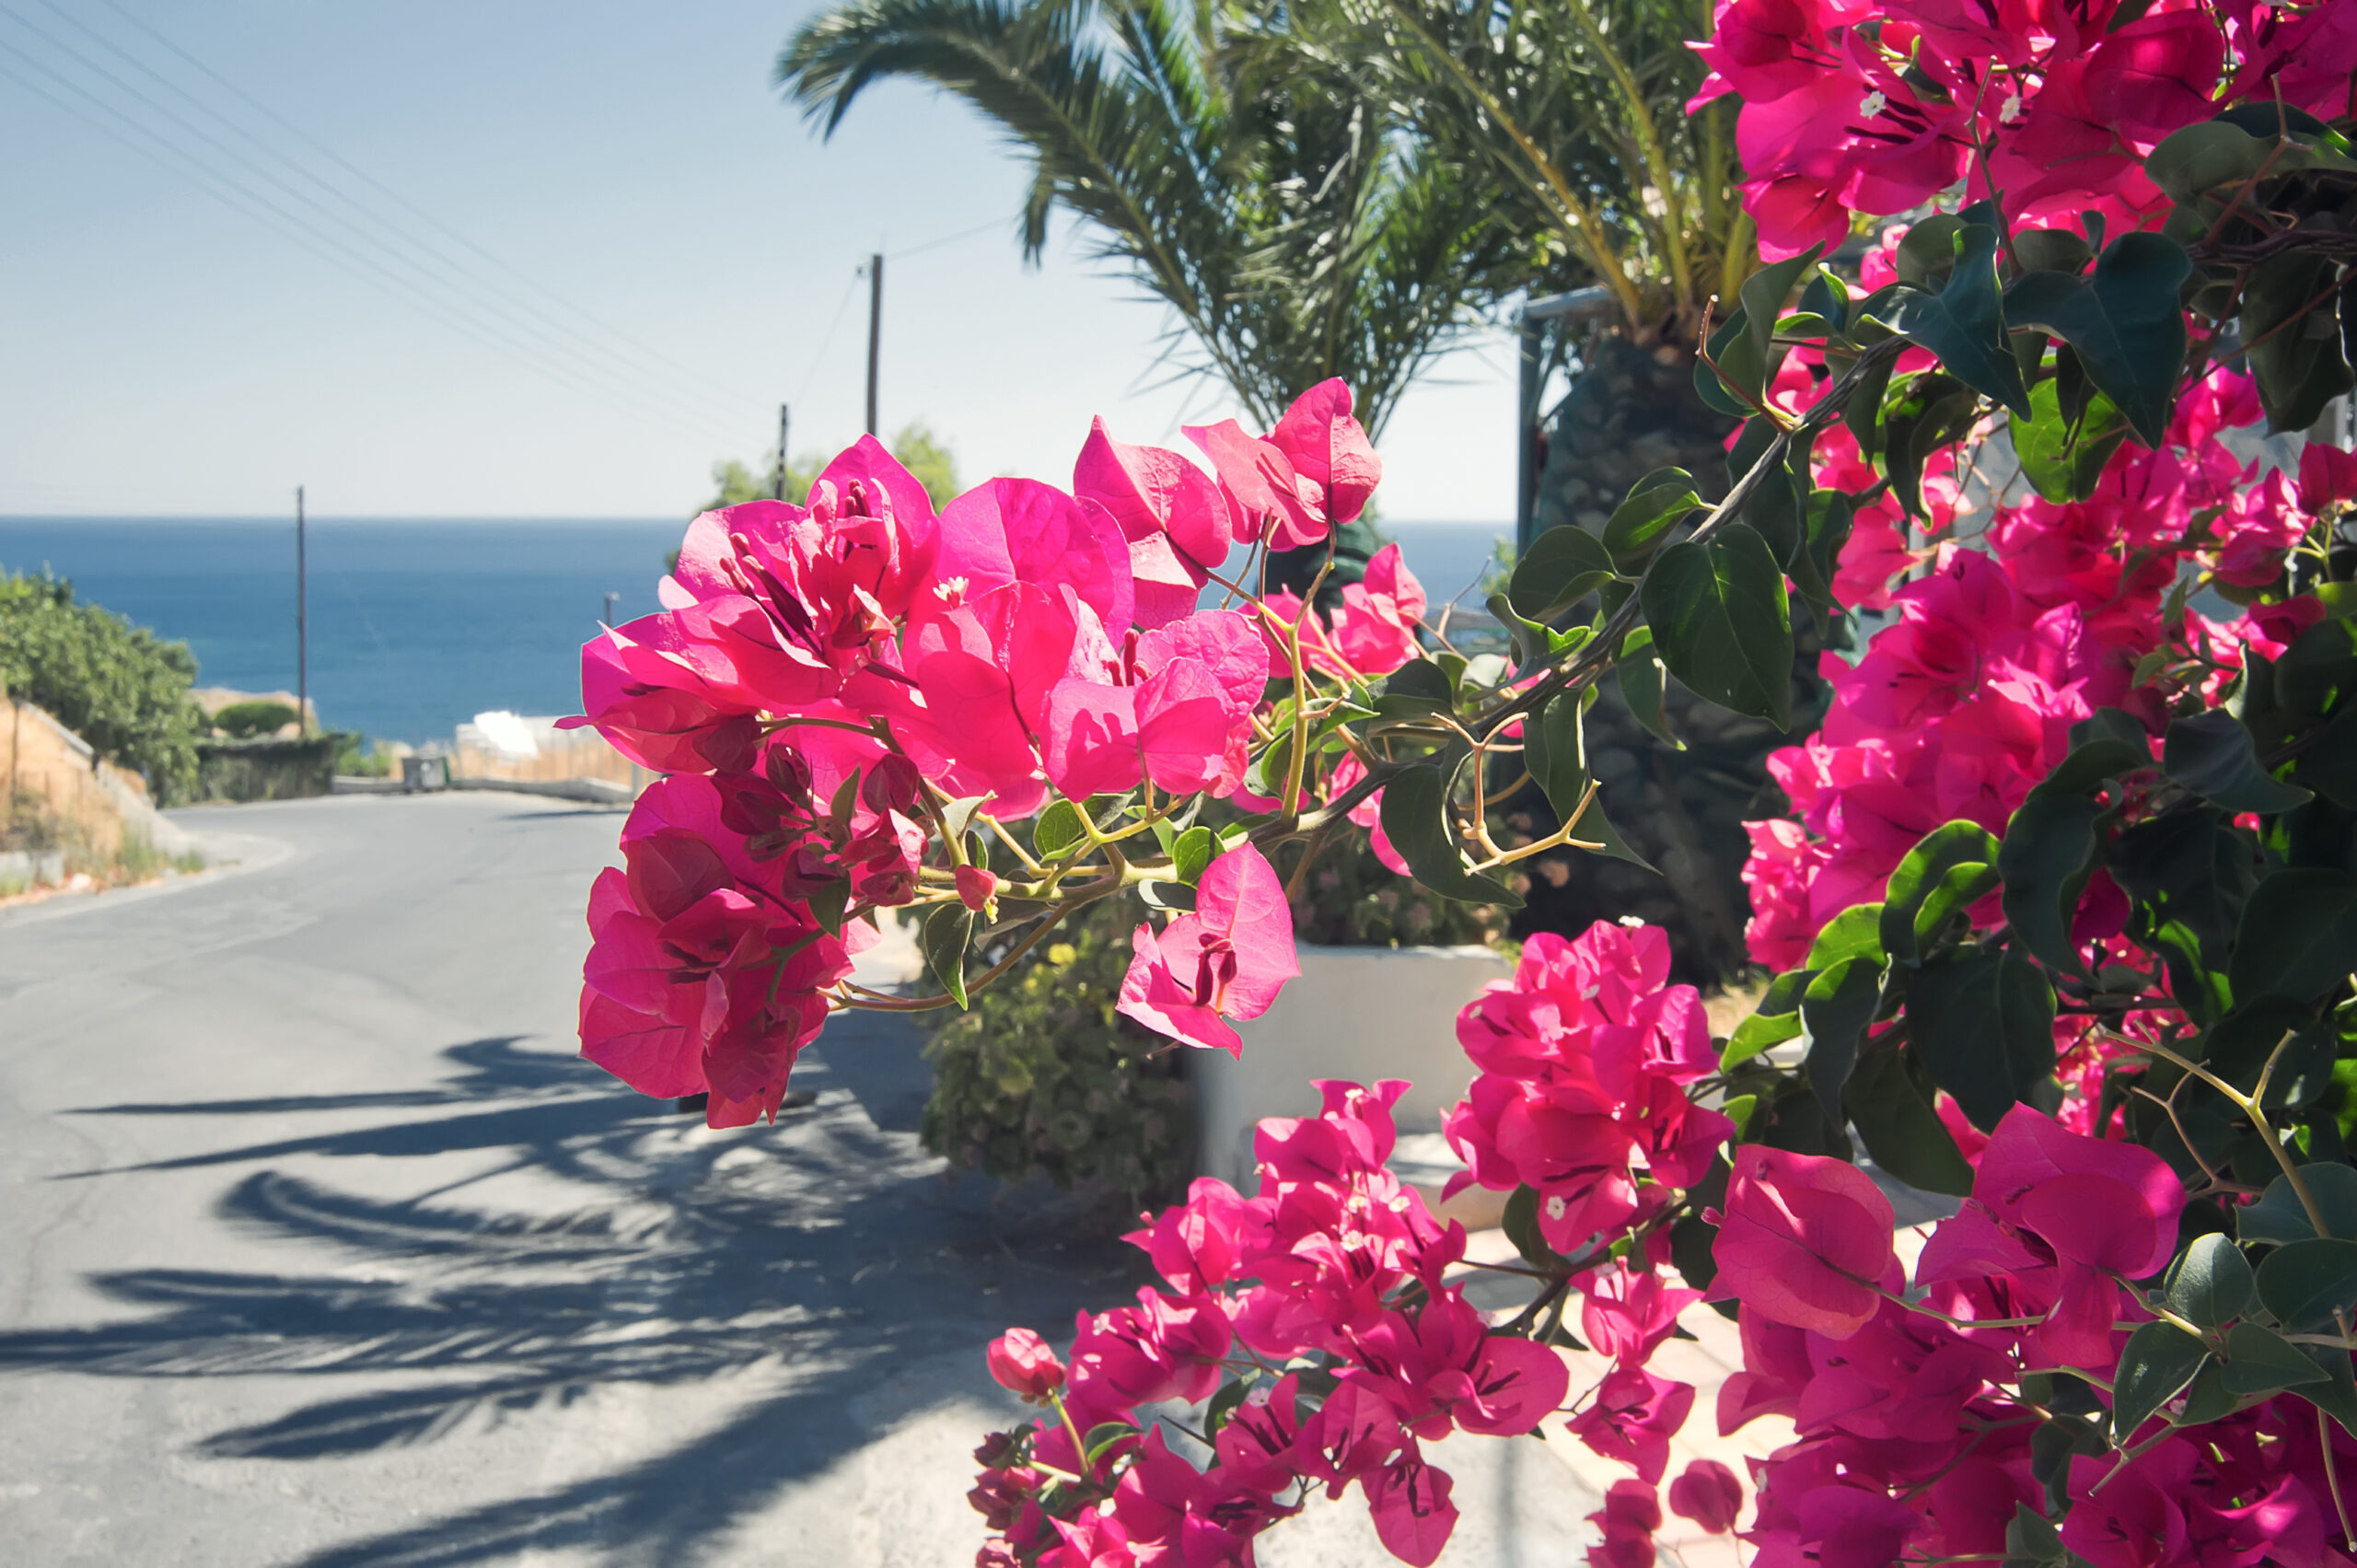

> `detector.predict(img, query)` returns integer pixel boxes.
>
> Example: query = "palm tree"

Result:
[777,0,1534,592]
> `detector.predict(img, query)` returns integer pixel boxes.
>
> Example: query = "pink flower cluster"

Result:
[1741,366,2315,977]
[568,385,1428,1119]
[1693,0,2357,257]
[1705,1109,2357,1567]
[970,1081,1572,1568]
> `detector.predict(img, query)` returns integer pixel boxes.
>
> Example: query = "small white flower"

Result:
[1546,1195,1568,1222]
[1618,914,1646,928]
[1859,89,1888,120]
[934,575,970,604]
[1999,91,2025,124]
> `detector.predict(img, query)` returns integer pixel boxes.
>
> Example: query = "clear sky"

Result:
[0,0,1522,521]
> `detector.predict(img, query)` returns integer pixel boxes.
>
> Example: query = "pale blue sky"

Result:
[0,0,1522,519]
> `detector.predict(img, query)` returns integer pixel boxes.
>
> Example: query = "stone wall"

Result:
[1,698,199,865]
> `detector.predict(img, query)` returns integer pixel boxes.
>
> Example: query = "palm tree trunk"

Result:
[1503,336,1832,987]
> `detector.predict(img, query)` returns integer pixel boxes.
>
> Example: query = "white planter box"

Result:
[1193,942,1511,1191]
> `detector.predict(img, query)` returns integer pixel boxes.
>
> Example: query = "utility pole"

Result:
[775,402,791,500]
[603,591,619,627]
[296,486,308,738]
[865,252,883,436]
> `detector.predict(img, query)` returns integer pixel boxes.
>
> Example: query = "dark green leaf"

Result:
[1601,469,1705,575]
[922,902,976,1008]
[2255,1237,2357,1332]
[2005,1503,2066,1568]
[1844,349,1898,462]
[1373,658,1455,719]
[2231,868,2357,1005]
[1882,821,2003,968]
[1875,224,2032,415]
[1640,522,1794,729]
[2014,228,2093,275]
[2296,1344,2357,1438]
[1034,799,1088,861]
[1844,1045,1975,1196]
[2166,1234,2257,1328]
[2246,251,2353,434]
[1758,966,1814,1016]
[1910,946,2057,1132]
[2003,234,2192,445]
[1879,373,1980,519]
[2177,1357,2239,1425]
[2147,120,2277,204]
[2165,711,2312,815]
[2220,1321,2332,1395]
[1802,955,1883,1120]
[2000,791,2105,974]
[1510,524,1620,621]
[2240,1164,2357,1244]
[2041,707,2153,796]
[2111,1320,2211,1442]
[2299,706,2357,810]
[1378,761,1520,908]
[1787,490,1854,615]
[1519,690,1653,868]
[1615,626,1680,749]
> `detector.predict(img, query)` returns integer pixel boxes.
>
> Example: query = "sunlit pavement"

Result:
[0,792,1609,1566]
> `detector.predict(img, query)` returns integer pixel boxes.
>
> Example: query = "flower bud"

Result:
[985,1327,1063,1400]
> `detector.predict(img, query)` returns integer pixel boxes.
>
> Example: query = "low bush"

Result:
[212,701,299,739]
[918,899,1191,1215]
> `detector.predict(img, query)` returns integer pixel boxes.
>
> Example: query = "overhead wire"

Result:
[86,0,762,413]
[0,6,741,446]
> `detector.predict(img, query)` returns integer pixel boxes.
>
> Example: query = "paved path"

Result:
[0,793,1606,1567]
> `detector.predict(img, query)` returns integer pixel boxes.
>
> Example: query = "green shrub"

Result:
[1284,830,1503,948]
[919,899,1191,1214]
[0,571,204,804]
[334,734,394,776]
[213,701,300,739]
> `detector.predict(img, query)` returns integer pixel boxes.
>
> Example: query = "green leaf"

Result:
[2111,1320,2212,1442]
[1695,250,1822,417]
[2297,705,2357,809]
[2220,1321,2332,1395]
[2005,1503,2066,1568]
[2177,1357,2239,1425]
[1373,658,1455,719]
[1082,1421,1141,1465]
[1787,490,1854,615]
[2003,234,2192,445]
[1808,902,1887,970]
[1639,521,1794,729]
[1170,825,1216,886]
[922,902,976,1008]
[1910,946,2057,1132]
[2255,1237,2357,1332]
[1881,821,2003,968]
[1844,349,1898,462]
[1801,955,1883,1120]
[1874,224,2032,416]
[1502,1184,1566,1269]
[2000,791,2106,975]
[1875,372,1980,519]
[2147,120,2278,204]
[1510,524,1620,621]
[1615,626,1680,749]
[2231,868,2357,1005]
[939,794,989,845]
[1843,1045,1975,1196]
[1758,966,1814,1016]
[2013,377,2132,503]
[1601,469,1705,575]
[2041,707,2153,796]
[2246,251,2353,434]
[1033,799,1088,861]
[1378,761,1521,909]
[2241,1164,2357,1244]
[2014,228,2094,275]
[2166,1234,2257,1329]
[2164,711,2312,815]
[1722,1007,1802,1070]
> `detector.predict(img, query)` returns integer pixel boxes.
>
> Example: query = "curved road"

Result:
[0,793,1593,1567]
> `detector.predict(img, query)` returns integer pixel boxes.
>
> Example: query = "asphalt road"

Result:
[0,792,1596,1568]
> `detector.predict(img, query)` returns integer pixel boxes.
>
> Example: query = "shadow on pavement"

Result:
[6,1030,1146,1566]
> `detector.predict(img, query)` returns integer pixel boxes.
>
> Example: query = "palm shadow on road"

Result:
[1,1019,1148,1566]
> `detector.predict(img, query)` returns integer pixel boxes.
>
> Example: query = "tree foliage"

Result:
[0,571,204,804]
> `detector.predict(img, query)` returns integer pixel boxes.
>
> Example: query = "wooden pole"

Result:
[296,486,308,738]
[865,254,883,436]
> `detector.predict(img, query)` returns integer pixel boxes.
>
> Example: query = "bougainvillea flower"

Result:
[1116,843,1300,1054]
[1044,658,1237,798]
[1326,543,1428,676]
[565,610,765,774]
[986,1328,1064,1400]
[1711,1144,1896,1339]
[928,476,1135,639]
[1344,1293,1572,1440]
[1294,1378,1405,1496]
[1564,1365,1696,1483]
[1669,1459,1743,1534]
[1073,417,1231,629]
[1268,378,1381,529]
[1127,1176,1258,1297]
[1070,1288,1233,1408]
[1362,1440,1457,1567]
[1184,417,1328,550]
[1580,1260,1704,1367]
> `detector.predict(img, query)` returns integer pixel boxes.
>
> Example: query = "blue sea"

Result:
[0,517,1508,745]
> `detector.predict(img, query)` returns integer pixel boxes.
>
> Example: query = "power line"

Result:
[67,0,761,418]
[0,10,742,445]
[794,267,865,410]
[888,217,1004,261]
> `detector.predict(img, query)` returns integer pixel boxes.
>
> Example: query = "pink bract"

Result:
[1114,843,1300,1055]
